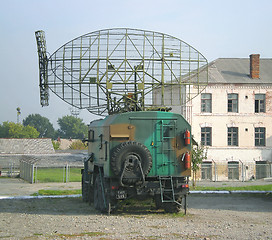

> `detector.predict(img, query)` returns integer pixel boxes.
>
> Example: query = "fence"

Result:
[0,162,20,177]
[3,155,271,183]
[33,165,82,183]
[20,156,38,183]
[200,161,272,182]
[19,155,83,183]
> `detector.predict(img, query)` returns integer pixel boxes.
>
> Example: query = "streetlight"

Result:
[16,107,21,123]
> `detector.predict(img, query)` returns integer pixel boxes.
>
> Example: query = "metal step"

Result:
[159,176,175,203]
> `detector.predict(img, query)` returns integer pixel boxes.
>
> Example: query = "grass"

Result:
[193,184,272,191]
[34,168,81,183]
[32,189,82,196]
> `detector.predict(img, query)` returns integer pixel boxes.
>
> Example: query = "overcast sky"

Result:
[0,0,271,128]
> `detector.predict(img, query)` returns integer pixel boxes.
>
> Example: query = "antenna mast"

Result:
[35,30,49,106]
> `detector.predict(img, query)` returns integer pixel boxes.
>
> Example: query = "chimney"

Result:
[250,54,260,79]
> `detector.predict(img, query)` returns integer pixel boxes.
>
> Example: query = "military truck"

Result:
[35,28,207,214]
[81,110,191,213]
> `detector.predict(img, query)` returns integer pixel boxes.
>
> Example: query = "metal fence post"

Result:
[35,165,38,183]
[63,165,65,183]
[31,163,34,184]
[66,163,69,183]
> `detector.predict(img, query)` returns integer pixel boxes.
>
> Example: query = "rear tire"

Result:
[154,194,163,209]
[163,197,182,213]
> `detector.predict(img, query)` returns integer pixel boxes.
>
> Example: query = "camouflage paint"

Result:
[87,111,191,178]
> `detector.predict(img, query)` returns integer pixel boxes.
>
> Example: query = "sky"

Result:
[0,0,271,128]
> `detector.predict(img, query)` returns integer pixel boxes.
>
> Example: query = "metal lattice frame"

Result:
[35,31,49,106]
[35,28,208,116]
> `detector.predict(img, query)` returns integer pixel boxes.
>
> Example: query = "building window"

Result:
[255,94,265,113]
[201,93,212,113]
[201,127,212,146]
[228,127,238,146]
[255,127,266,146]
[228,94,238,112]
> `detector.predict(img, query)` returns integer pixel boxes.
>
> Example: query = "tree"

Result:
[57,115,88,139]
[191,144,207,188]
[0,121,9,137]
[0,121,39,138]
[23,114,55,138]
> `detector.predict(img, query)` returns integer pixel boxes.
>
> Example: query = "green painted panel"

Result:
[88,111,191,178]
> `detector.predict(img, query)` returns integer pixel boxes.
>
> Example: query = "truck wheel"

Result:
[163,197,182,213]
[111,141,152,183]
[93,174,113,214]
[82,171,89,202]
[94,175,103,211]
[88,178,94,204]
[154,194,163,209]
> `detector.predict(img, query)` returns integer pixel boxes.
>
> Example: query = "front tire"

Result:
[94,174,104,211]
[82,171,89,202]
[93,174,114,214]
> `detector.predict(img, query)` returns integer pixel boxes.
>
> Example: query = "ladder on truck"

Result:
[159,176,181,205]
[159,176,187,214]
[160,120,176,172]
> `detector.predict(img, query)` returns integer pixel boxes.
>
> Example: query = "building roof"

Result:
[208,58,272,84]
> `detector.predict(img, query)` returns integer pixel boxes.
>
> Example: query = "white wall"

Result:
[190,84,272,163]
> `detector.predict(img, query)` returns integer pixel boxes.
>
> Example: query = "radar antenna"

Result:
[35,28,208,116]
[35,30,49,106]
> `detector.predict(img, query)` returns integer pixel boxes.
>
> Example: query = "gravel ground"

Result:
[0,178,272,240]
[0,195,271,240]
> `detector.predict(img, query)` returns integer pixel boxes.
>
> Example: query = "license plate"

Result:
[116,190,127,199]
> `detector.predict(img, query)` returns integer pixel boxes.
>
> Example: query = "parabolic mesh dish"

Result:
[36,28,208,116]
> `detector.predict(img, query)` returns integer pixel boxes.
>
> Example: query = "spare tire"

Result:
[111,141,152,183]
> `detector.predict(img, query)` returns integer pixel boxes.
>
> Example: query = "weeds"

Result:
[31,189,81,196]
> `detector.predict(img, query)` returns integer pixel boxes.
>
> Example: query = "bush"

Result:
[69,140,88,150]
[52,140,60,150]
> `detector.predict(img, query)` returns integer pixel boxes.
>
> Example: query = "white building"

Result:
[180,54,272,181]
